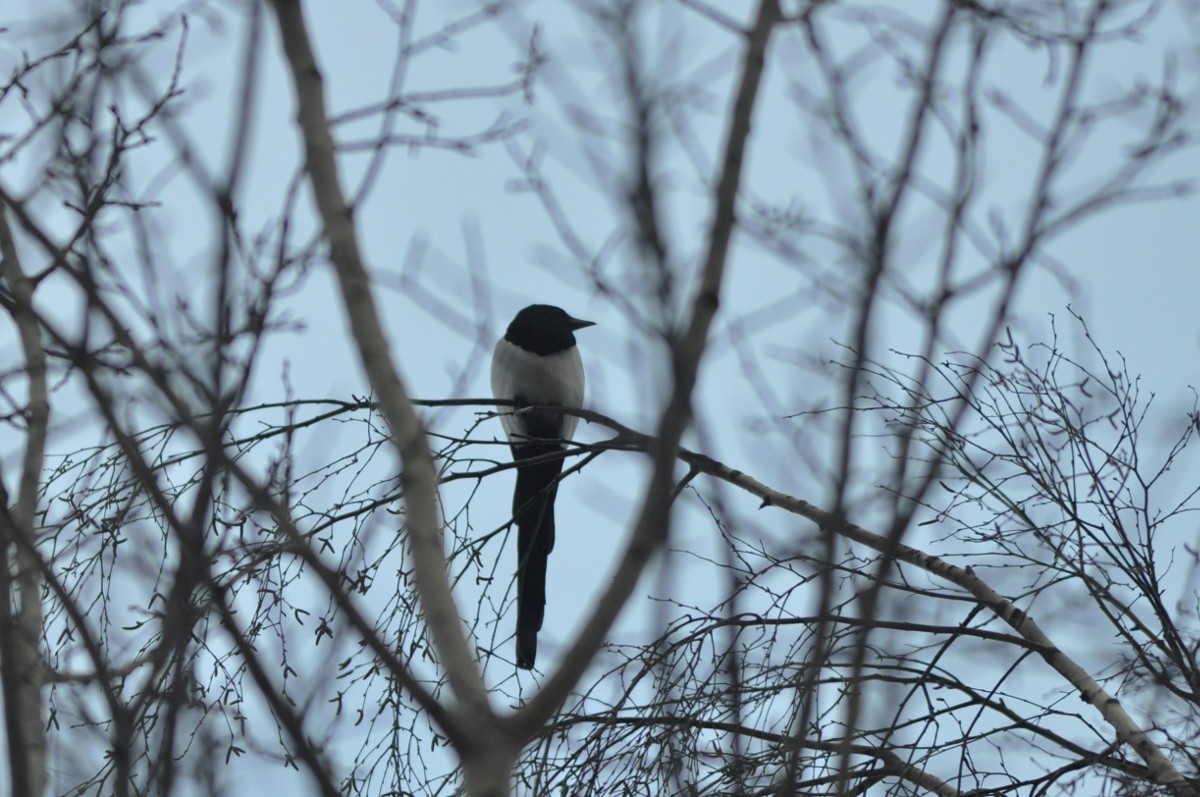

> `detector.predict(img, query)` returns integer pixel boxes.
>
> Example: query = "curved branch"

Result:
[266,0,492,743]
[547,404,1200,797]
[0,202,48,797]
[516,0,782,735]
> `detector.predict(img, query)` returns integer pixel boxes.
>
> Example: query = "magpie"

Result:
[491,304,594,669]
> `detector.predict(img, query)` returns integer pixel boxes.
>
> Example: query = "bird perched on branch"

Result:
[491,304,594,669]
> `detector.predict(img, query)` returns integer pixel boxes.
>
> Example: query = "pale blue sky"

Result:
[1,0,1197,794]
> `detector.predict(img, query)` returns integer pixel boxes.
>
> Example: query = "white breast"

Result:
[491,339,585,443]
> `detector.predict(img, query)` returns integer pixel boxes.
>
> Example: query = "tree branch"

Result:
[266,0,492,740]
[0,202,48,797]
[518,0,781,734]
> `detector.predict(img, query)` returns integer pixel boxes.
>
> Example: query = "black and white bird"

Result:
[491,304,594,669]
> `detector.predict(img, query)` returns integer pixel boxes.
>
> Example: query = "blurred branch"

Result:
[0,203,48,797]
[519,0,782,733]
[267,0,487,720]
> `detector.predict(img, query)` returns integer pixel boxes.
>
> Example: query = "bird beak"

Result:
[568,316,595,331]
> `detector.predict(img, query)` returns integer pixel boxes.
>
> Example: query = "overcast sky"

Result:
[2,0,1199,794]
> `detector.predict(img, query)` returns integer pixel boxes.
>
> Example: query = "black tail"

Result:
[511,442,564,670]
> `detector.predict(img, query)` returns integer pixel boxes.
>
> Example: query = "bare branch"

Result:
[519,0,782,733]
[0,202,48,797]
[266,0,492,735]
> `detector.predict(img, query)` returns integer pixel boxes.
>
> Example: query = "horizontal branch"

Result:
[434,398,1198,796]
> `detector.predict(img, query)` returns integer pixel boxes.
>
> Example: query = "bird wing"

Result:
[491,340,585,443]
